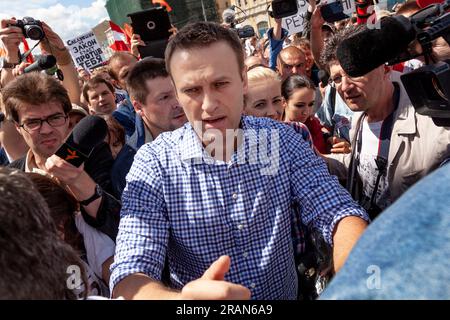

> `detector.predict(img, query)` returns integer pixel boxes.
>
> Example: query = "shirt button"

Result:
[232,193,238,200]
[237,224,244,230]
[250,283,256,289]
[243,252,248,258]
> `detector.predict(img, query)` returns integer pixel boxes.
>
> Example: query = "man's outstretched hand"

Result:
[181,255,252,300]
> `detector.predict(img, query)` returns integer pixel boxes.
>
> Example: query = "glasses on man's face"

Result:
[19,114,68,133]
[329,74,365,88]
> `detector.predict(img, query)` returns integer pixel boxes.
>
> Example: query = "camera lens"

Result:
[25,26,44,41]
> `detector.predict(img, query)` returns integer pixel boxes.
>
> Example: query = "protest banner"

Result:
[282,0,309,35]
[67,31,105,70]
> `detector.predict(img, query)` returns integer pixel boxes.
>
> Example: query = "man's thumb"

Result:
[201,255,231,281]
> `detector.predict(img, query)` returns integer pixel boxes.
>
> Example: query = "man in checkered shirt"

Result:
[110,21,369,300]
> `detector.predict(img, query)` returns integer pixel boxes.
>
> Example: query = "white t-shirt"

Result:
[357,118,392,211]
[74,213,115,279]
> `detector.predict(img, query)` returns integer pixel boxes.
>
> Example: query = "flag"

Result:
[123,23,133,47]
[109,21,129,52]
[22,37,35,64]
[152,0,172,12]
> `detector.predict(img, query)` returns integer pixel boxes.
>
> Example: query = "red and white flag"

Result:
[22,37,35,64]
[152,0,172,12]
[109,21,129,52]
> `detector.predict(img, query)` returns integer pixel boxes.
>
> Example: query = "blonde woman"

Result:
[244,66,284,121]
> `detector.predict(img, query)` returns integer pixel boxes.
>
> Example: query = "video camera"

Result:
[222,6,256,38]
[10,17,45,41]
[271,0,299,19]
[338,0,450,126]
[399,1,450,125]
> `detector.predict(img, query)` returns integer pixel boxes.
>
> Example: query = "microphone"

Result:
[222,7,236,25]
[55,115,108,167]
[24,55,57,74]
[336,16,416,77]
[318,69,330,87]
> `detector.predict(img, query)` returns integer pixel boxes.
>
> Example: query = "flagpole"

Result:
[200,0,207,21]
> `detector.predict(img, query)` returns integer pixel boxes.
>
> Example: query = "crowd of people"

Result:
[0,0,449,300]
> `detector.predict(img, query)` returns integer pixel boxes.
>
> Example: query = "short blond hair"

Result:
[247,66,281,85]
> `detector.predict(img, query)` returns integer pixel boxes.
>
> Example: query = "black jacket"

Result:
[9,142,121,241]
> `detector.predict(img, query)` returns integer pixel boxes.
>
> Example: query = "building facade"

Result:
[216,0,231,22]
[92,20,114,60]
[231,0,274,37]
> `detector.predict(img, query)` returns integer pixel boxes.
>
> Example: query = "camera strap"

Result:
[351,82,401,209]
[20,39,42,63]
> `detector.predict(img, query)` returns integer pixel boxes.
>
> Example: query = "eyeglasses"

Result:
[329,74,365,88]
[19,114,68,133]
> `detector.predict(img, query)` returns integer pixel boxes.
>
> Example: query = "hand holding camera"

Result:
[39,21,72,66]
[12,17,45,40]
[0,19,23,59]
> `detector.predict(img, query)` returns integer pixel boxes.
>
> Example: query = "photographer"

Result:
[1,19,80,104]
[322,25,450,219]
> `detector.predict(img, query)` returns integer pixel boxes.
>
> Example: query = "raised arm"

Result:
[40,21,81,105]
[310,6,326,69]
[0,19,22,88]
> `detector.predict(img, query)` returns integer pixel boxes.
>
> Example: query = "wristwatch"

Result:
[0,57,19,69]
[79,184,103,206]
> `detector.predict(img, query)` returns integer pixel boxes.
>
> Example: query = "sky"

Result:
[0,0,109,43]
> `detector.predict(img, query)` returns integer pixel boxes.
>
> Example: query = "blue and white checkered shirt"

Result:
[110,116,368,299]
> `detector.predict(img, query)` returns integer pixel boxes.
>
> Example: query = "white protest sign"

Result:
[282,0,309,35]
[340,0,356,16]
[66,31,105,71]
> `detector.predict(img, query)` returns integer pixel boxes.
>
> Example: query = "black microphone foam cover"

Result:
[68,115,108,156]
[39,55,57,69]
[337,16,416,77]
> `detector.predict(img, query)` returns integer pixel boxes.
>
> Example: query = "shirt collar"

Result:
[392,80,417,135]
[144,124,154,144]
[25,149,36,173]
[179,116,259,165]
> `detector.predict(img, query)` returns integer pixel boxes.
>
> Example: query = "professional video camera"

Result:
[11,17,45,41]
[337,0,450,126]
[271,0,299,19]
[222,6,256,39]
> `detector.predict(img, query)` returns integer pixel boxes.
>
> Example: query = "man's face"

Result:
[170,41,247,143]
[87,83,117,115]
[245,79,283,121]
[16,101,69,159]
[329,63,387,113]
[78,69,90,81]
[110,55,138,90]
[135,77,187,139]
[279,51,307,80]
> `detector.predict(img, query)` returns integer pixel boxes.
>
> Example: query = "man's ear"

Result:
[15,122,23,136]
[132,100,143,116]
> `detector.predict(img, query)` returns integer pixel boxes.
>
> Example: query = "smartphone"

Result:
[127,7,172,59]
[320,1,350,23]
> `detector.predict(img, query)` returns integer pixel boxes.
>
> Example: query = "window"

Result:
[257,21,269,38]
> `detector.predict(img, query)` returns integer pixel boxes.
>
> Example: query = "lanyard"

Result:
[348,82,401,205]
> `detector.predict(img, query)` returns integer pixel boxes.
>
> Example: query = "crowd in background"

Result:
[0,0,449,300]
